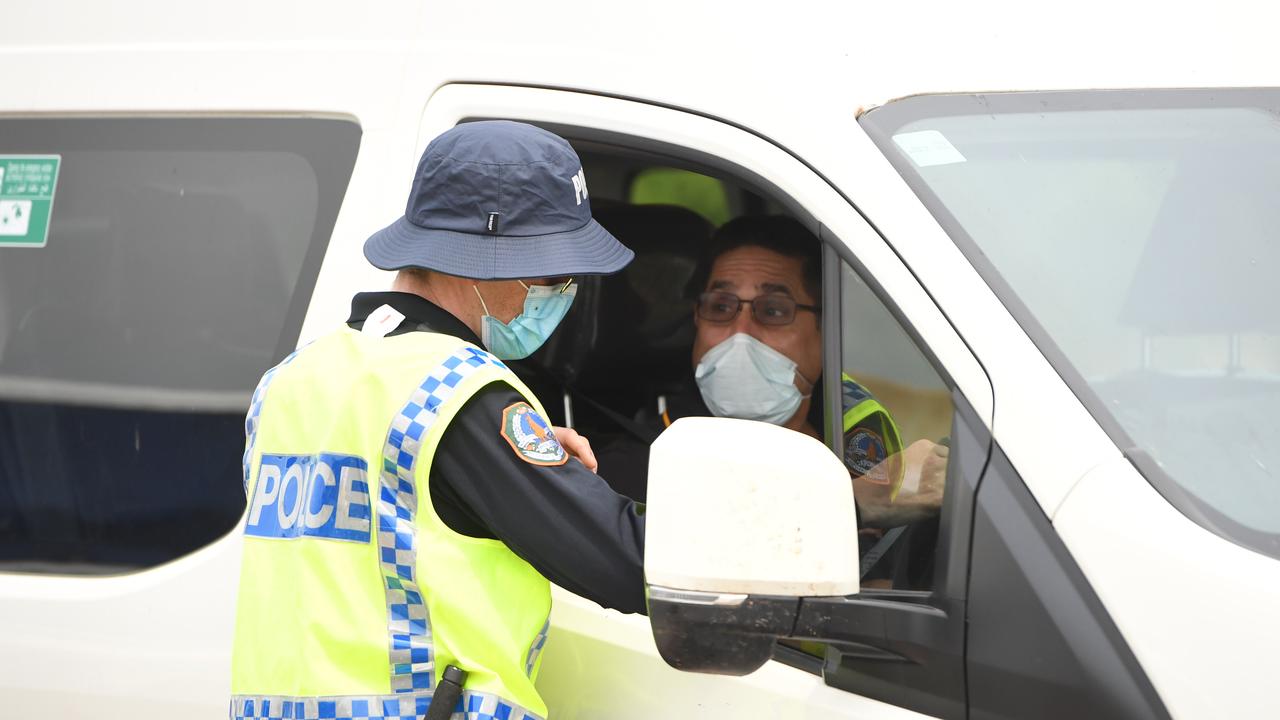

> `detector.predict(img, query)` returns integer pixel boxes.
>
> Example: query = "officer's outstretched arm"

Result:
[429,384,647,615]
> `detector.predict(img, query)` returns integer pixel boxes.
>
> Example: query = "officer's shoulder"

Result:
[840,373,876,409]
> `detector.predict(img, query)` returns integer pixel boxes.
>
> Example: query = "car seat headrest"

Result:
[520,203,712,406]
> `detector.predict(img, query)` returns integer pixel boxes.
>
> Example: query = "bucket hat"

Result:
[364,120,633,279]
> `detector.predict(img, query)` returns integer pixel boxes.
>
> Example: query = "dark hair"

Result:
[687,215,822,307]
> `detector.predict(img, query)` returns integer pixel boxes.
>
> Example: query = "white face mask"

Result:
[694,333,806,426]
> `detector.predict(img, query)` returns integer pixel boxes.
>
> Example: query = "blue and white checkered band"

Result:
[524,618,550,677]
[841,377,874,412]
[231,688,543,720]
[378,346,508,694]
[244,347,305,494]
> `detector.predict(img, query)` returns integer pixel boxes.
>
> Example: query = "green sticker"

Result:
[0,155,61,248]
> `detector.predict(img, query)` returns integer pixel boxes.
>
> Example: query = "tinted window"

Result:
[0,117,360,573]
[862,90,1280,559]
[840,260,954,591]
[778,255,957,665]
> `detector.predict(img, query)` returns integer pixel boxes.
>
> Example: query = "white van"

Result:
[1,2,1277,718]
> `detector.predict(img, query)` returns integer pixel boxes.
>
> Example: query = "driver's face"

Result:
[691,246,822,387]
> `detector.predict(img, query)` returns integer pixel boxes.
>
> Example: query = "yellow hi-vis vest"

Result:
[840,373,905,500]
[232,326,552,720]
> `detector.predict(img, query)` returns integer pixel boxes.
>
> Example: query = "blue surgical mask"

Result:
[474,279,577,360]
[695,333,809,425]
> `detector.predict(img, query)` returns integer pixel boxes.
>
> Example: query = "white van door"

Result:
[417,83,995,719]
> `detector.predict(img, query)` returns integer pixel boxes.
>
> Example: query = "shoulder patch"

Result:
[845,426,890,485]
[500,402,567,466]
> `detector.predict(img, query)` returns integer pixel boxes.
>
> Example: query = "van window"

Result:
[778,249,956,666]
[861,89,1280,561]
[0,117,360,573]
[840,260,953,591]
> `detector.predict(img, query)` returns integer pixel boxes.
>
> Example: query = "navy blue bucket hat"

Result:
[364,120,633,280]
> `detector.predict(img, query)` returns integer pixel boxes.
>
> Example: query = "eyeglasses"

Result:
[696,291,819,326]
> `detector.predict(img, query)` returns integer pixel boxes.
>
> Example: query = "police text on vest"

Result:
[246,453,372,542]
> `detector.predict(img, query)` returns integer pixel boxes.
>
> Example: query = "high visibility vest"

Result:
[232,326,552,720]
[841,373,905,500]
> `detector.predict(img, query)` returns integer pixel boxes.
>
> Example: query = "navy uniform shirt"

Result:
[348,291,647,615]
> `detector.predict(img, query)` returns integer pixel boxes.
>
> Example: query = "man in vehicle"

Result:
[231,121,645,720]
[672,215,948,529]
[600,215,946,535]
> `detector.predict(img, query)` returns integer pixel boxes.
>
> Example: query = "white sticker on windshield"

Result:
[892,130,966,167]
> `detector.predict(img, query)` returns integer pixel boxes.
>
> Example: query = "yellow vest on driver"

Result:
[841,373,905,500]
[232,325,551,720]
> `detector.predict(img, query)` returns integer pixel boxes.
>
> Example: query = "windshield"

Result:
[861,89,1280,560]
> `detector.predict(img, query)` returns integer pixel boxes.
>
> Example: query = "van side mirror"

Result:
[644,417,859,675]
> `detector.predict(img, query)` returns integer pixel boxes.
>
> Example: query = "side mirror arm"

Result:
[647,586,799,675]
[792,595,948,664]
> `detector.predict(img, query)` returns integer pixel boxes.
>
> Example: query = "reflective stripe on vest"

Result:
[233,329,551,718]
[230,688,543,720]
[377,345,508,693]
[242,345,304,493]
[523,619,550,678]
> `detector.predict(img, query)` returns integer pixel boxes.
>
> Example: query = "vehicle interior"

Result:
[502,129,958,611]
[509,134,953,508]
[506,139,786,501]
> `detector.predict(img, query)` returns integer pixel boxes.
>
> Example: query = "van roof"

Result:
[4,1,1276,150]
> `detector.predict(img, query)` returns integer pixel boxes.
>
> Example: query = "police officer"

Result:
[231,122,644,720]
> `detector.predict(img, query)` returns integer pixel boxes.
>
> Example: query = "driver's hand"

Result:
[552,426,598,473]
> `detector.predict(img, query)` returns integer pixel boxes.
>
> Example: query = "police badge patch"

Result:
[845,427,890,485]
[499,402,567,466]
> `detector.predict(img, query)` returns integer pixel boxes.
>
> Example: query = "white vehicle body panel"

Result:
[539,588,934,720]
[1056,458,1280,719]
[0,533,242,715]
[0,1,1277,718]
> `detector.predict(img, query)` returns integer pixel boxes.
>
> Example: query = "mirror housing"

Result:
[644,417,859,675]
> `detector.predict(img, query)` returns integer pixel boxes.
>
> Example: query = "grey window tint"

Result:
[0,117,359,573]
[840,261,953,591]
